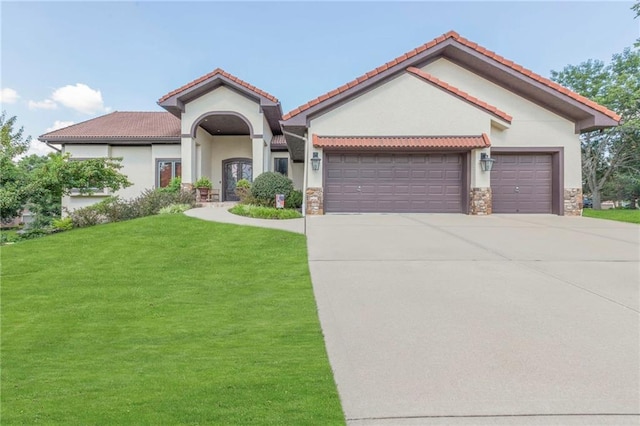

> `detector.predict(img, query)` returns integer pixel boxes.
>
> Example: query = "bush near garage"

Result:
[250,172,294,207]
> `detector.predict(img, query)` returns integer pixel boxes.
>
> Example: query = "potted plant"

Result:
[194,176,213,201]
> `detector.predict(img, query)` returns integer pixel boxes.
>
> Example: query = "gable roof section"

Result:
[158,68,279,104]
[313,134,491,150]
[281,31,620,131]
[158,68,283,136]
[39,111,180,144]
[406,67,512,124]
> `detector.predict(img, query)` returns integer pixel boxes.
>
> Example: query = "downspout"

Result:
[282,130,309,223]
[42,140,62,153]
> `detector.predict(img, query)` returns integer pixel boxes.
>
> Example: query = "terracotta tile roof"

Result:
[270,134,287,146]
[406,67,512,123]
[312,133,491,149]
[158,68,279,103]
[39,111,180,140]
[283,31,620,122]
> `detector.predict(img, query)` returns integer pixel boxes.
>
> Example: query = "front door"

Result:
[223,158,252,201]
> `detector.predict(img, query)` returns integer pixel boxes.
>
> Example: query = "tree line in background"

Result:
[551,2,640,209]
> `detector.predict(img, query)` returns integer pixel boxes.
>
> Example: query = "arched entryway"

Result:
[222,158,252,201]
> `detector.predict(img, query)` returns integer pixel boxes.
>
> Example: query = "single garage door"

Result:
[325,152,463,213]
[491,153,552,213]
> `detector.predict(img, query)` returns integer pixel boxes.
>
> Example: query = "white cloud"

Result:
[51,83,108,114]
[0,88,20,104]
[28,99,58,110]
[45,120,75,133]
[25,140,56,157]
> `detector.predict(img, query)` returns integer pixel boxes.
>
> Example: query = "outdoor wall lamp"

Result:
[480,153,495,172]
[310,152,321,171]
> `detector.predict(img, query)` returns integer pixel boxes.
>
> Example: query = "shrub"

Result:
[159,204,192,215]
[131,188,196,217]
[251,172,294,207]
[229,204,302,220]
[94,196,139,222]
[52,217,73,232]
[158,177,182,193]
[68,205,105,228]
[235,179,253,204]
[286,190,303,209]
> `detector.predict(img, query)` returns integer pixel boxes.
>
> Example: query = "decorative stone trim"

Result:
[469,187,492,215]
[564,188,582,216]
[305,187,323,215]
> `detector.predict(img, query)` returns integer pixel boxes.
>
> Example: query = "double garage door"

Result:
[324,151,554,214]
[325,152,463,213]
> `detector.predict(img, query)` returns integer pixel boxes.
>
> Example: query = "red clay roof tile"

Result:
[39,111,181,141]
[283,31,620,122]
[406,67,513,123]
[158,68,278,104]
[312,134,491,150]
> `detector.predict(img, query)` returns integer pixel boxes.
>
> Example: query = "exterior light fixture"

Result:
[480,152,495,172]
[310,152,321,171]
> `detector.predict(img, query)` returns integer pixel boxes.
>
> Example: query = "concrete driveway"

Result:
[306,214,640,425]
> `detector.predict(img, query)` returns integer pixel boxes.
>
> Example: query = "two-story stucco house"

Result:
[39,31,619,216]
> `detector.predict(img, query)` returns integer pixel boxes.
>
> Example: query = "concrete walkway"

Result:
[306,214,640,425]
[184,203,304,234]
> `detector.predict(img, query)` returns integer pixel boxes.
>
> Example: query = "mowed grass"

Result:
[1,215,344,424]
[583,208,640,224]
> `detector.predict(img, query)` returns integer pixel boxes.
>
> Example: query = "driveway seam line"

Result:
[515,261,639,313]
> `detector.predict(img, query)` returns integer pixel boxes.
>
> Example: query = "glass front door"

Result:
[223,158,252,201]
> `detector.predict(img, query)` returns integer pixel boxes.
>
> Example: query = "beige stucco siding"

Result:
[423,59,581,187]
[111,146,153,199]
[310,73,490,137]
[65,144,110,158]
[181,86,263,136]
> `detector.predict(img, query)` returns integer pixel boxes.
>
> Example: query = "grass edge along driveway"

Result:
[582,208,640,224]
[1,214,344,425]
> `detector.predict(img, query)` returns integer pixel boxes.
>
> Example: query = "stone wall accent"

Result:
[469,187,492,215]
[305,187,324,215]
[564,188,582,216]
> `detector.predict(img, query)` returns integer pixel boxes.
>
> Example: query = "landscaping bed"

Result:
[229,204,302,220]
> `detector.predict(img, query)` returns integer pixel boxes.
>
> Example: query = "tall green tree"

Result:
[0,112,31,222]
[551,47,640,209]
[0,111,132,222]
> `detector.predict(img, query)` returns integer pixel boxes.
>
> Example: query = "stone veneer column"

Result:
[564,188,583,216]
[469,187,492,215]
[305,187,323,215]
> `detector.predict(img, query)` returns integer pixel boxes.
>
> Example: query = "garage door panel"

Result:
[492,154,552,214]
[325,152,463,213]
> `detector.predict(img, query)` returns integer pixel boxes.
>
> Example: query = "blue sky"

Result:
[1,1,638,156]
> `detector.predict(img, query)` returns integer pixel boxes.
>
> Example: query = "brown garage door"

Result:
[325,152,463,213]
[491,154,552,213]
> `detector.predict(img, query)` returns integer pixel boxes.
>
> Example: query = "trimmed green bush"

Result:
[229,204,302,220]
[286,190,303,209]
[251,172,294,207]
[158,177,182,193]
[235,179,253,204]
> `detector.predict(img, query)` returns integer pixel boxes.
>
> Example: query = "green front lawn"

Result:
[583,208,640,224]
[1,215,343,424]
